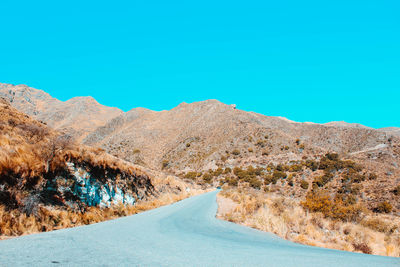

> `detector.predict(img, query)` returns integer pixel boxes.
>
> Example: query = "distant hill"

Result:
[379,127,400,137]
[323,121,372,129]
[0,83,122,141]
[84,99,395,171]
[2,83,398,171]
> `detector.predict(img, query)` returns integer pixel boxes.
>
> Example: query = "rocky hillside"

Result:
[0,98,154,215]
[84,100,397,172]
[380,127,400,137]
[0,83,122,141]
[2,83,398,173]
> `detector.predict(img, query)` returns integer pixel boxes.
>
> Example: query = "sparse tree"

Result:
[42,134,73,172]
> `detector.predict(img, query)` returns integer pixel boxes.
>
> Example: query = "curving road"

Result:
[0,190,398,266]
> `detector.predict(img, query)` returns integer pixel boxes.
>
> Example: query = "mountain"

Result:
[379,127,400,137]
[84,99,395,171]
[0,83,123,141]
[323,121,372,129]
[0,97,205,238]
[1,83,398,173]
[1,82,400,249]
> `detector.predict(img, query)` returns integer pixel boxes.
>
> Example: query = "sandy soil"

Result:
[216,194,238,218]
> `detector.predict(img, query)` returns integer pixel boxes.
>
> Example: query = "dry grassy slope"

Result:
[0,98,207,237]
[84,99,397,172]
[0,98,154,211]
[0,83,123,141]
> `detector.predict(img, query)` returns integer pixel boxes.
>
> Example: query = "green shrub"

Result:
[276,164,288,172]
[213,168,223,177]
[313,172,333,187]
[162,160,169,169]
[232,149,240,156]
[368,173,378,180]
[184,172,199,180]
[301,191,364,222]
[202,173,213,184]
[272,170,286,180]
[326,152,339,161]
[394,185,400,196]
[361,217,397,234]
[233,166,265,182]
[287,176,294,187]
[226,176,238,186]
[338,184,361,195]
[305,160,318,171]
[249,178,262,189]
[255,140,265,147]
[300,180,309,190]
[352,242,372,254]
[280,145,289,151]
[264,175,273,185]
[223,167,232,174]
[375,201,392,213]
[289,164,302,172]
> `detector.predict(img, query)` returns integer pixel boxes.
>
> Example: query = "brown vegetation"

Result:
[0,99,206,238]
[219,188,400,257]
[1,178,204,238]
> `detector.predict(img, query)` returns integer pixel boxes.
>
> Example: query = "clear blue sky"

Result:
[0,0,399,128]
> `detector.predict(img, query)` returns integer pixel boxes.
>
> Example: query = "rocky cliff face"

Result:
[43,159,152,210]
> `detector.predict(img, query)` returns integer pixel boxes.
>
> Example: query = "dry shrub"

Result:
[301,191,364,222]
[0,180,206,238]
[353,242,372,254]
[361,217,397,234]
[375,201,393,214]
[219,188,400,257]
[0,100,207,238]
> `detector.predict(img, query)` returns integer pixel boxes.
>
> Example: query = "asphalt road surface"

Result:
[0,190,399,266]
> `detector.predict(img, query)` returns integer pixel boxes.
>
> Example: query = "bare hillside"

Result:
[84,99,395,172]
[0,83,122,141]
[2,83,396,172]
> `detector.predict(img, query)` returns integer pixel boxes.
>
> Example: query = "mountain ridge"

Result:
[1,83,399,171]
[0,83,123,141]
[4,83,399,130]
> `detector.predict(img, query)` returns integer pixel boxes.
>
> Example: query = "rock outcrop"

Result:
[0,98,153,213]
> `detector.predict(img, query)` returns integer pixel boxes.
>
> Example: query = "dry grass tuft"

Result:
[0,99,208,238]
[219,188,400,257]
[0,176,205,238]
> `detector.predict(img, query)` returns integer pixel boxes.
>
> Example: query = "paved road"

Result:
[0,190,398,266]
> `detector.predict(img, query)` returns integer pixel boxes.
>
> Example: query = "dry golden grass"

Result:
[0,99,208,238]
[0,99,147,192]
[0,176,205,238]
[219,188,400,257]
